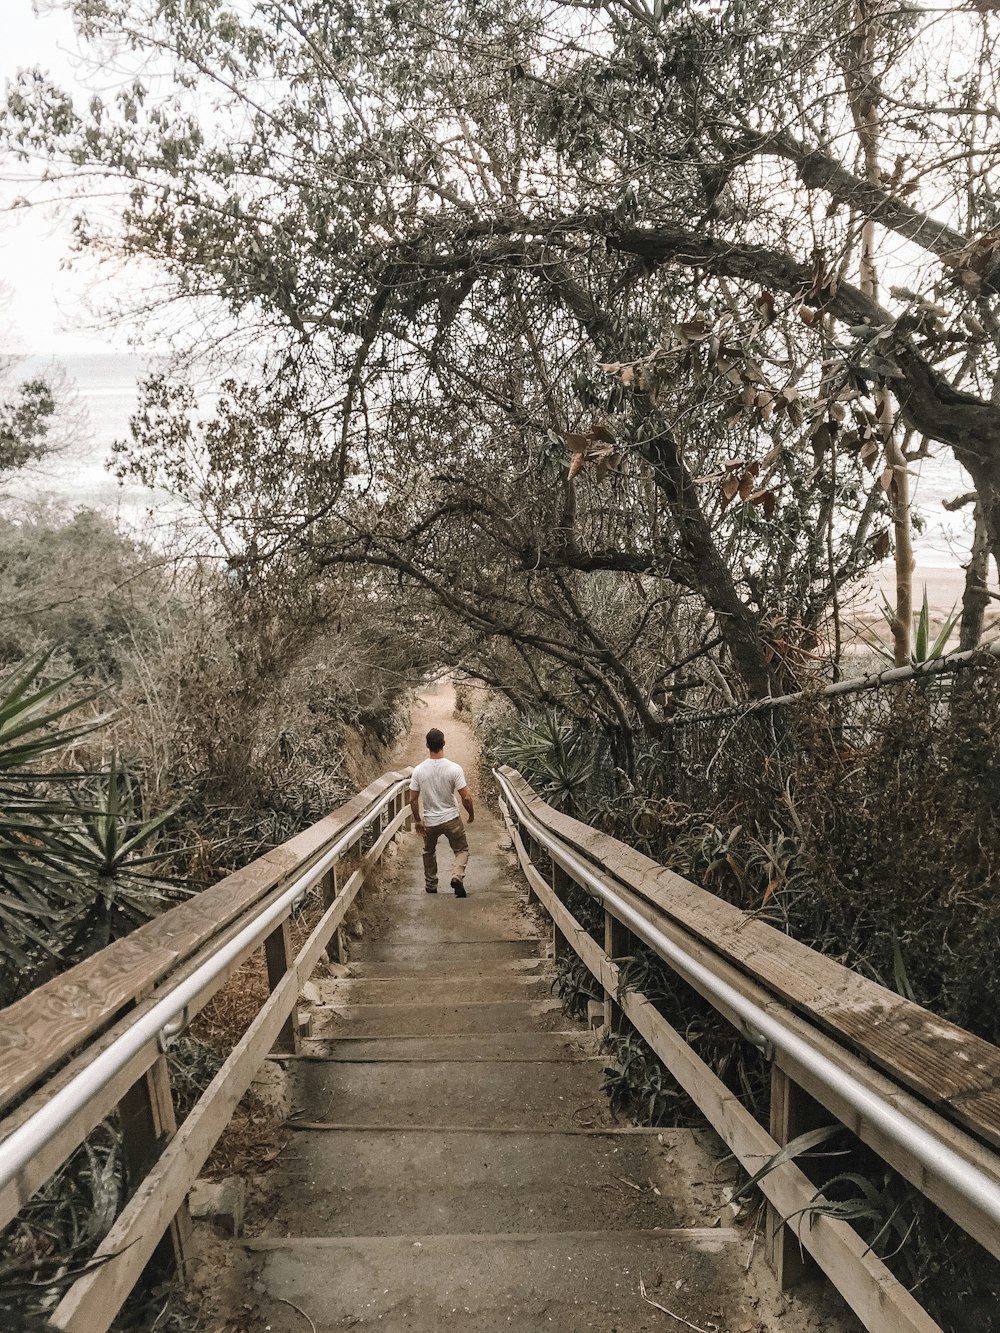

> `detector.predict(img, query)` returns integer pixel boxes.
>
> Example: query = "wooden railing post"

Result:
[766,1065,820,1289]
[604,909,632,1036]
[116,1052,193,1278]
[323,863,346,964]
[516,817,539,905]
[264,919,300,1054]
[551,863,572,962]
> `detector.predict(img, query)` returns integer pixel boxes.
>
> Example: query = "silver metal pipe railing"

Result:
[496,770,1000,1235]
[0,779,408,1199]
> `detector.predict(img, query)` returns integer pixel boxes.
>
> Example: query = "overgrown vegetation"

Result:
[5,0,1000,1324]
[488,665,1000,1330]
[0,377,421,1328]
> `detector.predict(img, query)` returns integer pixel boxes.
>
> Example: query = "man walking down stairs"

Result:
[235,683,857,1333]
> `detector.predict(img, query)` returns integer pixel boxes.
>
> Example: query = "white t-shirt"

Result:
[410,758,467,826]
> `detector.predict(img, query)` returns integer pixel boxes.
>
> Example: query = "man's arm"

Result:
[409,789,424,835]
[458,785,475,823]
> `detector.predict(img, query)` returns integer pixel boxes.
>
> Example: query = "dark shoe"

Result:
[451,878,467,898]
[425,883,438,894]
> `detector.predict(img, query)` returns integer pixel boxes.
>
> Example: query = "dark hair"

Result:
[426,728,445,752]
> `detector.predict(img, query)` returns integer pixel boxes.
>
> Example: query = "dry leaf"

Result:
[748,488,777,517]
[720,475,741,507]
[676,317,712,341]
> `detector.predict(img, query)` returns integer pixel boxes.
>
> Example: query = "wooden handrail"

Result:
[0,771,411,1333]
[496,766,1000,1333]
[0,771,406,1113]
[498,767,1000,1153]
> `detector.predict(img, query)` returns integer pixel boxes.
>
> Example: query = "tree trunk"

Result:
[845,0,913,665]
[639,429,775,700]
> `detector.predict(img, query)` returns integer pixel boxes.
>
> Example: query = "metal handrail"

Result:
[0,776,408,1201]
[495,769,1000,1234]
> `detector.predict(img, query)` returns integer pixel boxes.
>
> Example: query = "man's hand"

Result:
[458,785,474,825]
[414,819,425,836]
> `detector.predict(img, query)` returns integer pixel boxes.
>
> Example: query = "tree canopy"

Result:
[6,0,1000,729]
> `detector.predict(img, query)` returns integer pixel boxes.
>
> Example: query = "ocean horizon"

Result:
[8,350,978,570]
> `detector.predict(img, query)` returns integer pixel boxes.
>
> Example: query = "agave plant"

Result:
[497,711,595,815]
[0,653,184,989]
[864,586,960,667]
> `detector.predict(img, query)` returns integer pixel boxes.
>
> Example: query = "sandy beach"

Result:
[840,560,1000,651]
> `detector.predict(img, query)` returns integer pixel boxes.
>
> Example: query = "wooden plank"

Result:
[510,830,941,1333]
[0,795,407,1233]
[500,769,1000,1151]
[604,910,631,1037]
[264,920,300,1055]
[509,807,1000,1265]
[551,864,573,963]
[116,1052,193,1277]
[766,1067,820,1290]
[0,772,408,1113]
[49,862,369,1333]
[500,797,537,905]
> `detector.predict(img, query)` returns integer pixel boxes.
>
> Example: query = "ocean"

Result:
[9,351,976,568]
[14,351,166,527]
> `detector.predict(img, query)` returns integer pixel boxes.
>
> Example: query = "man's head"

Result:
[426,728,445,755]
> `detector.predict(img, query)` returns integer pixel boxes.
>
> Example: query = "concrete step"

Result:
[346,956,547,981]
[245,1229,741,1333]
[318,975,554,1006]
[384,885,519,898]
[354,939,547,965]
[312,999,566,1039]
[294,1032,596,1062]
[254,1127,717,1237]
[355,899,539,947]
[289,1057,613,1128]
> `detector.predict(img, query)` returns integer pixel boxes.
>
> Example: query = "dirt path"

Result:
[391,677,483,793]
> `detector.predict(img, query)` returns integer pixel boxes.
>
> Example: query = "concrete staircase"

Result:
[238,818,811,1331]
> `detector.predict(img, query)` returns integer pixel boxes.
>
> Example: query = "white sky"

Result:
[1,0,130,356]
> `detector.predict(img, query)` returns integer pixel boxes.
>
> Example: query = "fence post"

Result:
[517,816,539,906]
[264,918,300,1054]
[117,1051,193,1277]
[766,1065,820,1288]
[551,862,573,962]
[603,910,632,1036]
[323,863,346,963]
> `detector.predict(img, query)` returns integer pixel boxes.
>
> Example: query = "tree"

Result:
[7,0,999,712]
[0,358,55,481]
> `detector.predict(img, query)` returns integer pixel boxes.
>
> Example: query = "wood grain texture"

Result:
[504,814,941,1333]
[48,838,385,1332]
[0,772,407,1113]
[500,768,1000,1152]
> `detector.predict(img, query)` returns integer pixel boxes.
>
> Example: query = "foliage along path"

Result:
[227,681,855,1332]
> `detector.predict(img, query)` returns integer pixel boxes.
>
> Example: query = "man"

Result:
[409,727,475,897]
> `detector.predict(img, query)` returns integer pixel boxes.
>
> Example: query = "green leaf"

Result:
[731,1125,844,1202]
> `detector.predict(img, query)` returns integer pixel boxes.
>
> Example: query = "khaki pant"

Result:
[422,816,469,887]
